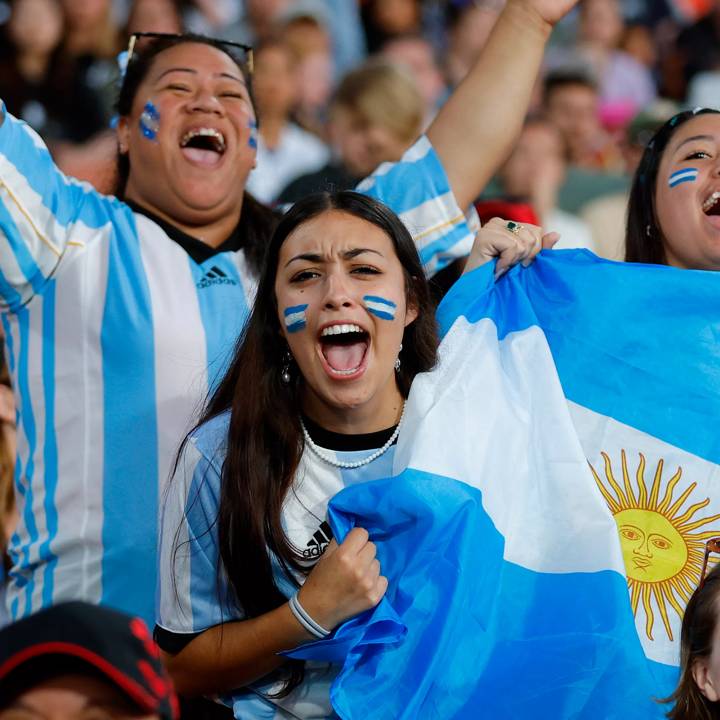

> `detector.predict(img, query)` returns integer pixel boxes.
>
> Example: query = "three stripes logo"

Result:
[196,265,238,290]
[303,521,333,559]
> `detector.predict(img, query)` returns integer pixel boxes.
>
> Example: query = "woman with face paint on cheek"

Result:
[626,107,720,270]
[156,191,551,716]
[0,0,579,657]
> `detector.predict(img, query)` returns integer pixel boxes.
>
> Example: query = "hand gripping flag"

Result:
[289,250,719,719]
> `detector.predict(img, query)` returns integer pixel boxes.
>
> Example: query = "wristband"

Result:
[289,591,331,639]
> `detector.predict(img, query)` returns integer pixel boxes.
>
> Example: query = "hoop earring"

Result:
[394,343,402,372]
[645,224,653,238]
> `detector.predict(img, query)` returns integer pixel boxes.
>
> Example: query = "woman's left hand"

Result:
[463,217,560,279]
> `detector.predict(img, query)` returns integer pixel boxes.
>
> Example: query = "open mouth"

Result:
[702,190,720,216]
[318,324,369,377]
[180,127,226,165]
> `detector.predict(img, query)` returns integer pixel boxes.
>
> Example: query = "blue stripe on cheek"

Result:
[139,101,160,141]
[284,304,308,333]
[363,295,397,321]
[668,168,698,187]
[248,120,258,149]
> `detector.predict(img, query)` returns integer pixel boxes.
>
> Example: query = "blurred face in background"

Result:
[579,0,624,49]
[9,0,63,56]
[369,0,421,35]
[61,0,111,31]
[500,122,566,198]
[545,83,600,163]
[252,43,297,121]
[126,0,182,35]
[382,37,446,116]
[330,107,410,179]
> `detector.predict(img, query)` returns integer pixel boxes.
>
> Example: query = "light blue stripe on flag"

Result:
[668,168,698,187]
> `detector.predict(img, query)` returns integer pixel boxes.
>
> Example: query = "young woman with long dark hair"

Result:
[625,108,720,268]
[156,191,554,718]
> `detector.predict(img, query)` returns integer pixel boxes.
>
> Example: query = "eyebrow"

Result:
[155,67,244,83]
[284,248,384,268]
[672,134,716,153]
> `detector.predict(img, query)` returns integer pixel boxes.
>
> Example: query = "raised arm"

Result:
[0,104,114,310]
[427,0,578,210]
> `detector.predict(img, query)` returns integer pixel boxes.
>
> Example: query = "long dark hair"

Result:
[664,564,720,719]
[179,191,438,692]
[625,108,720,264]
[114,33,273,274]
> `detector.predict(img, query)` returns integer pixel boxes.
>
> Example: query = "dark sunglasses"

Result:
[126,32,253,74]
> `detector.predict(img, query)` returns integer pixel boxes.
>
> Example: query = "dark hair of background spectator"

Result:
[663,563,720,720]
[174,191,438,696]
[542,69,598,105]
[625,109,720,264]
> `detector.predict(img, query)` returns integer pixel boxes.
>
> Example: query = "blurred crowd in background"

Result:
[4,0,720,264]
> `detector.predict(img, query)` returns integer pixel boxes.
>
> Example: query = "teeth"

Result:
[329,366,360,376]
[321,324,363,337]
[180,127,226,150]
[703,191,720,212]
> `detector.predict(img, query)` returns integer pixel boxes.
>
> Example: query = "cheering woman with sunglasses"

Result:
[0,0,578,628]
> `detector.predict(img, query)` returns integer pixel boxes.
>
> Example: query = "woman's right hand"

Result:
[296,527,387,632]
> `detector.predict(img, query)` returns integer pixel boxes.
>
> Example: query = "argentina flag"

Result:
[289,250,720,719]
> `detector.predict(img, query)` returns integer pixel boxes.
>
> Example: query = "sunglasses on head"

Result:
[126,32,253,74]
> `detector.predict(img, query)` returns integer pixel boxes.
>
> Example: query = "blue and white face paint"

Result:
[139,101,160,141]
[284,304,308,333]
[668,168,699,188]
[363,295,397,321]
[248,119,258,150]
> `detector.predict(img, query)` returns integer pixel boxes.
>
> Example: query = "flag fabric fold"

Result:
[289,251,720,718]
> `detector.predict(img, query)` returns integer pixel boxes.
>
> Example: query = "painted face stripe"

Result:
[248,120,258,149]
[364,295,397,320]
[139,101,160,141]
[668,168,698,187]
[284,304,308,333]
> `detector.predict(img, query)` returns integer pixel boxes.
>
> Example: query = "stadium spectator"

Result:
[126,0,183,35]
[361,0,423,54]
[246,38,329,204]
[443,0,504,87]
[0,602,179,720]
[156,191,552,717]
[625,107,720,268]
[0,0,106,144]
[380,33,448,126]
[664,545,720,719]
[497,117,595,251]
[278,60,423,203]
[542,69,623,172]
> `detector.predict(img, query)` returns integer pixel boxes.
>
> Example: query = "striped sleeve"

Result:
[157,433,239,635]
[0,103,116,310]
[355,135,478,278]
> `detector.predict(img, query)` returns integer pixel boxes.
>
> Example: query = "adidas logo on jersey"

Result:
[196,265,238,289]
[303,521,333,559]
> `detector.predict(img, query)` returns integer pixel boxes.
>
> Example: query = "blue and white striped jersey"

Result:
[157,411,399,720]
[0,104,475,626]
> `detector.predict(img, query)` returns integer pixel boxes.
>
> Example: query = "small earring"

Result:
[281,352,292,384]
[394,343,402,372]
[645,224,653,237]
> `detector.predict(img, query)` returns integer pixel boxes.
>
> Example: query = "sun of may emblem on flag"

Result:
[590,450,720,642]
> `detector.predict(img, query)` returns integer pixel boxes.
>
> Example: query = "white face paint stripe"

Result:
[363,295,397,321]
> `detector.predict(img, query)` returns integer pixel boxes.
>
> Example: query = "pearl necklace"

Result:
[300,403,407,469]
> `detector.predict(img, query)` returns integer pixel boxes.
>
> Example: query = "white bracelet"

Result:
[288,592,331,639]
